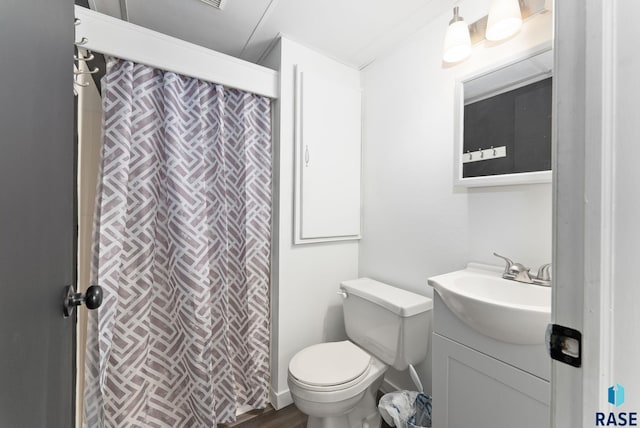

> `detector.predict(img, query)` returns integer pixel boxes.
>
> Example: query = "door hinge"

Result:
[547,323,582,368]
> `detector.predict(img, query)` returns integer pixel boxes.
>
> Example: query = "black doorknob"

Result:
[63,284,103,318]
[84,285,103,310]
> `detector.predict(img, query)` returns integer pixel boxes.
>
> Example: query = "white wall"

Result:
[360,4,553,392]
[263,37,361,409]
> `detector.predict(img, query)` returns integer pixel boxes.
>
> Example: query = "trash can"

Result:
[378,390,432,428]
[408,392,432,428]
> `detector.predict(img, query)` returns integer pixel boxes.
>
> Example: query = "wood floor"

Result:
[220,404,307,428]
[220,392,393,428]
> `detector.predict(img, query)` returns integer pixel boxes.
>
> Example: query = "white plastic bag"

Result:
[378,390,419,428]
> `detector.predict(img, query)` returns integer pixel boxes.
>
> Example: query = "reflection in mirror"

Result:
[454,47,553,187]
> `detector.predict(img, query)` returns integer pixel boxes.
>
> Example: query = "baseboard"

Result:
[270,386,293,410]
[380,377,403,394]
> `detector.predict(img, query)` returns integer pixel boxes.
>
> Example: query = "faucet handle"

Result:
[535,263,552,281]
[493,252,514,274]
[509,263,529,275]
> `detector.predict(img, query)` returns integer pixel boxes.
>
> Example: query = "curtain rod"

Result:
[74,6,279,99]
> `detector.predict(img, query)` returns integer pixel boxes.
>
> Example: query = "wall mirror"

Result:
[454,46,553,187]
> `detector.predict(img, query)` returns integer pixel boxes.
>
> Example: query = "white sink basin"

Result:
[428,263,551,345]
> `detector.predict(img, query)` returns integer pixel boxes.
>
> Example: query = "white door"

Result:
[553,1,640,426]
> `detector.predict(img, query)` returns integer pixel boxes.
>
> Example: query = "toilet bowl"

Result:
[287,278,433,428]
[288,341,386,428]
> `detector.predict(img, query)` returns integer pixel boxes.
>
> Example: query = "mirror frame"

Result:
[453,43,553,187]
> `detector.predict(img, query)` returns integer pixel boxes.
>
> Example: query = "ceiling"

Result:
[87,0,453,69]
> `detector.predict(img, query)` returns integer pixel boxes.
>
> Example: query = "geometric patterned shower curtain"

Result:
[83,57,272,428]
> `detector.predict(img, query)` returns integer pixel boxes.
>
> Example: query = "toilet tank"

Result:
[340,278,433,371]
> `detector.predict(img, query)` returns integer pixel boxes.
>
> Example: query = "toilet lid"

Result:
[289,341,371,387]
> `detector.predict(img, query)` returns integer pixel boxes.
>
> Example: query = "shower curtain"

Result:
[83,57,272,428]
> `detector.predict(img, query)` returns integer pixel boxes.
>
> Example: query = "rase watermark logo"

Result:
[596,384,637,426]
[610,384,626,407]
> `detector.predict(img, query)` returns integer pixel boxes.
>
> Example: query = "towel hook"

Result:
[73,17,99,96]
[74,53,95,62]
[74,67,100,75]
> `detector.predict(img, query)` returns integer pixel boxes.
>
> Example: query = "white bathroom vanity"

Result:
[429,264,551,428]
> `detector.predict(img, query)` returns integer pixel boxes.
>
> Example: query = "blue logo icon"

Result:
[596,384,636,426]
[609,384,625,407]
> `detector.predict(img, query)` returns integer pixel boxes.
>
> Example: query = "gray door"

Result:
[0,1,76,427]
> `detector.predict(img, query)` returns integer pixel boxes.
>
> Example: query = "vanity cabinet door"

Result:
[432,333,550,428]
[294,68,361,243]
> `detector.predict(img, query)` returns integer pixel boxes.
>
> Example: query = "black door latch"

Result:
[548,324,582,368]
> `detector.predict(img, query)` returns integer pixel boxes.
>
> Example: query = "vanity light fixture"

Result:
[442,6,472,63]
[486,0,523,41]
[199,0,229,10]
[443,0,547,65]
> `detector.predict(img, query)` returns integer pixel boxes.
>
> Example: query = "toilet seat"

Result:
[289,341,371,391]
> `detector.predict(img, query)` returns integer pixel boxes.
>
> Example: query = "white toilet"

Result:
[288,278,433,428]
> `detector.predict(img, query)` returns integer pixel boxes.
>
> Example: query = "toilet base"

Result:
[306,376,384,428]
[307,413,380,428]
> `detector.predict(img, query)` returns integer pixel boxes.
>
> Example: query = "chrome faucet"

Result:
[493,253,551,287]
[532,263,552,287]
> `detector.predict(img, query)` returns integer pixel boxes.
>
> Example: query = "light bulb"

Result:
[486,0,523,41]
[442,7,471,63]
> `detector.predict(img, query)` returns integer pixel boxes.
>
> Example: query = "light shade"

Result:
[442,8,471,63]
[486,0,523,41]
